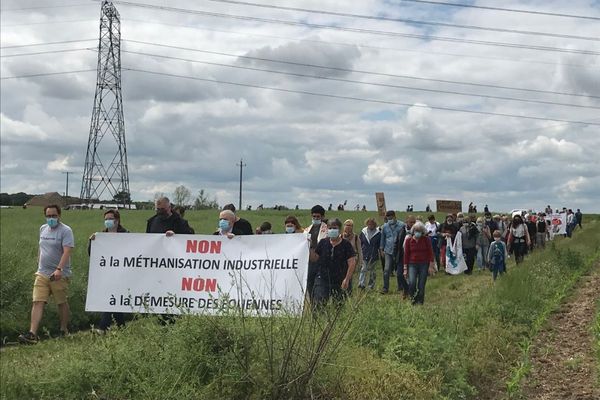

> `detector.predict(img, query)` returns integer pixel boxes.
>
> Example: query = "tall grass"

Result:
[1,209,598,399]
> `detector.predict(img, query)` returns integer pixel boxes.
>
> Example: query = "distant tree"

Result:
[0,193,11,206]
[193,189,219,210]
[11,192,33,206]
[173,185,192,206]
[113,191,131,204]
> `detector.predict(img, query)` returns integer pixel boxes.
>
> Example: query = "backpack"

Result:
[491,242,505,266]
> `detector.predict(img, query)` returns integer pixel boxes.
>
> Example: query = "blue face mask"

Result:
[104,219,115,230]
[219,219,230,231]
[312,219,321,226]
[414,231,423,238]
[46,217,58,228]
[327,229,339,238]
[285,226,295,234]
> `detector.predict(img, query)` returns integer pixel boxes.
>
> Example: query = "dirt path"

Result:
[521,264,600,400]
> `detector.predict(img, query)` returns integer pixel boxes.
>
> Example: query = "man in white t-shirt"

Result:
[18,204,75,344]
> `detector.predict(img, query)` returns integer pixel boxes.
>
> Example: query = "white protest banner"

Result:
[548,213,567,239]
[86,233,309,315]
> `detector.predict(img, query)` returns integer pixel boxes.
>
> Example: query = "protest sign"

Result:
[86,233,309,315]
[436,200,462,214]
[375,192,386,216]
[548,213,567,239]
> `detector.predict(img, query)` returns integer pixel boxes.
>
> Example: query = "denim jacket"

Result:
[380,220,405,255]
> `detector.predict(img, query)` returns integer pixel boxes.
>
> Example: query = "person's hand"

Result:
[403,268,408,280]
[165,230,175,237]
[52,269,63,281]
[89,233,96,241]
[341,277,350,290]
[226,233,235,239]
[428,262,436,275]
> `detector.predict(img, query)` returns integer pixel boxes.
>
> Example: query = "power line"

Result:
[0,39,96,49]
[399,0,600,21]
[125,39,600,100]
[200,0,600,41]
[1,19,95,27]
[0,3,93,12]
[2,16,595,69]
[0,47,94,57]
[122,67,600,126]
[121,48,600,110]
[0,69,96,80]
[122,18,596,70]
[109,1,600,56]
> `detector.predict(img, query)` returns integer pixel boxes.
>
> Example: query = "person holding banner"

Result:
[313,219,356,305]
[304,205,328,301]
[146,197,193,236]
[284,216,303,234]
[88,209,128,333]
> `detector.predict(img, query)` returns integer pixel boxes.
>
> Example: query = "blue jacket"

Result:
[380,220,405,254]
[359,227,381,262]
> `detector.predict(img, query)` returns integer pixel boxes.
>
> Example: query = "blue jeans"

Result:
[384,253,409,293]
[408,263,429,304]
[358,258,377,289]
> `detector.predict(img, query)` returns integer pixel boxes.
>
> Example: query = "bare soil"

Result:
[521,264,600,400]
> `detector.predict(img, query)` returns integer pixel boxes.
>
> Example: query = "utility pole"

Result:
[237,158,246,211]
[62,171,73,198]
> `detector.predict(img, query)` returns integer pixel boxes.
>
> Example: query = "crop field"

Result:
[0,207,598,399]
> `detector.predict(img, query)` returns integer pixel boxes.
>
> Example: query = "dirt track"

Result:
[521,264,600,400]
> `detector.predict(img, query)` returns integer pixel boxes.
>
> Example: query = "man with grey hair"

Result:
[146,197,193,235]
[214,209,237,238]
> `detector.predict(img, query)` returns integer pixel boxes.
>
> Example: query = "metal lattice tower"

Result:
[81,1,129,204]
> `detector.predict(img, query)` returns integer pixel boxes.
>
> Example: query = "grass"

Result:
[1,208,598,399]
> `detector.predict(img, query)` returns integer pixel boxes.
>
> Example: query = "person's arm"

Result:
[506,230,514,252]
[51,246,73,280]
[342,256,356,290]
[379,227,386,251]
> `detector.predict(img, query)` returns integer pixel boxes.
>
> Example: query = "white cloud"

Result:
[1,0,599,212]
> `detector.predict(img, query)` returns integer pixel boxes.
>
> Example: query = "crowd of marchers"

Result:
[17,198,584,344]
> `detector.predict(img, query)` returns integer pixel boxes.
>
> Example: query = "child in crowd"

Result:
[487,230,507,281]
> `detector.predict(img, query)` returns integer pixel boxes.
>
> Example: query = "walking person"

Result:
[358,218,381,290]
[475,217,491,271]
[443,223,467,275]
[487,230,508,281]
[459,216,479,275]
[536,214,547,249]
[304,205,328,300]
[18,205,74,344]
[575,209,583,229]
[88,209,128,333]
[395,215,415,298]
[379,210,404,294]
[438,214,457,270]
[507,214,531,264]
[525,215,537,252]
[342,219,363,293]
[403,222,436,305]
[425,215,441,270]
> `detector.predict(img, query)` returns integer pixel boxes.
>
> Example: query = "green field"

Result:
[1,207,598,399]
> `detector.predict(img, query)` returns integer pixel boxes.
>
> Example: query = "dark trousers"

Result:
[307,261,318,300]
[463,247,476,273]
[396,261,409,294]
[312,275,345,308]
[408,263,428,304]
[512,241,527,263]
[99,312,125,331]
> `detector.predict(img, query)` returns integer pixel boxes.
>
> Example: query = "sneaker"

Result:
[379,289,389,294]
[58,330,70,338]
[18,331,39,345]
[91,328,106,335]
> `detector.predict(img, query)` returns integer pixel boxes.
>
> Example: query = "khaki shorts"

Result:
[32,273,70,304]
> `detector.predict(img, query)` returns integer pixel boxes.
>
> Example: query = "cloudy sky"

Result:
[1,0,599,212]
